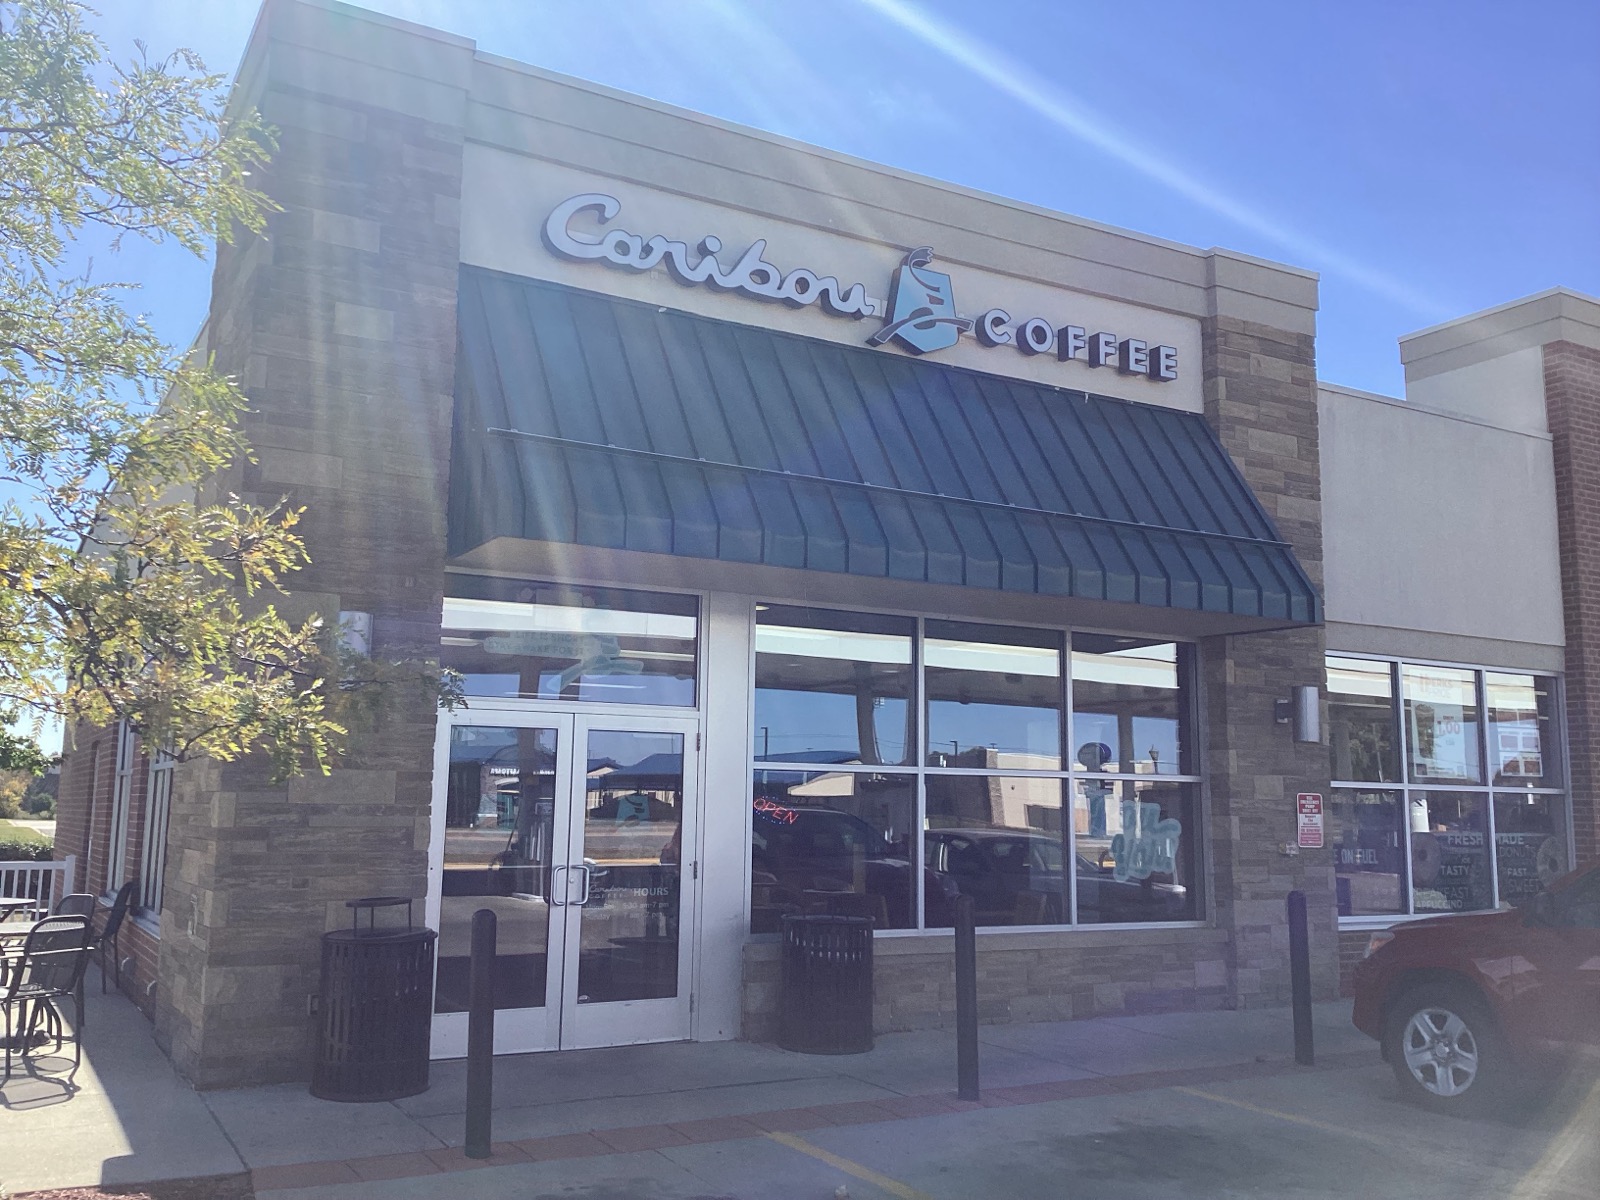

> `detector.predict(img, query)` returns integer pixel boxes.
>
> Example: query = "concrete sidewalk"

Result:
[0,978,1373,1196]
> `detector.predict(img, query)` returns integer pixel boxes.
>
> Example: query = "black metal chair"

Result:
[2,914,93,1081]
[54,894,96,918]
[94,879,139,995]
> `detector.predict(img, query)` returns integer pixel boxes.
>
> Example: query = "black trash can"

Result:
[311,898,437,1102]
[778,913,873,1054]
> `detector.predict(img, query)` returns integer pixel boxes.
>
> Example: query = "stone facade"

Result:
[1544,339,1600,869]
[148,3,472,1086]
[1198,306,1339,1006]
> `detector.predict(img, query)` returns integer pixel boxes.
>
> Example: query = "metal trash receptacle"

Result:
[311,897,437,1102]
[778,913,873,1054]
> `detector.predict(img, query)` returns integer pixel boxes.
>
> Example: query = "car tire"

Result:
[1382,982,1507,1117]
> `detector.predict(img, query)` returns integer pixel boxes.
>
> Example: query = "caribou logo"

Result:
[867,247,974,355]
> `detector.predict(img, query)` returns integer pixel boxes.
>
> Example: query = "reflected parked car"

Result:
[923,828,1188,926]
[1351,861,1600,1114]
[751,803,951,931]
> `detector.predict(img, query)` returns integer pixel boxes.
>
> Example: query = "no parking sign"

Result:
[1297,793,1324,849]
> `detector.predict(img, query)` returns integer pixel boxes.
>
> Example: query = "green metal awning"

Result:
[449,268,1320,625]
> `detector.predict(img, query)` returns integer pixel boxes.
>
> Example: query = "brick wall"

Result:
[1544,340,1600,868]
[149,1,470,1087]
[743,928,1234,1042]
[1198,311,1339,1006]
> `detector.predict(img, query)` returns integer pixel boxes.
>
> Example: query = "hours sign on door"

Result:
[1297,793,1324,849]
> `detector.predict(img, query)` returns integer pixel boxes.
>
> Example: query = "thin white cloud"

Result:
[860,0,1449,319]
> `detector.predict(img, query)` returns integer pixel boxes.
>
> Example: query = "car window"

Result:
[947,838,987,877]
[1560,870,1600,929]
[1030,839,1064,874]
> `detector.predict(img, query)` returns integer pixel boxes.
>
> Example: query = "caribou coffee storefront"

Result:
[55,1,1596,1087]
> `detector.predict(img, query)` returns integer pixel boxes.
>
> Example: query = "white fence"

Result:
[0,855,77,921]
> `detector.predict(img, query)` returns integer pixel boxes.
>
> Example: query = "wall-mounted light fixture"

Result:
[337,610,373,659]
[1275,685,1320,743]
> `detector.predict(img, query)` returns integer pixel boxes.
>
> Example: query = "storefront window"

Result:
[1486,673,1559,787]
[924,776,1067,927]
[1402,665,1481,784]
[1327,658,1399,783]
[751,608,1202,933]
[1072,780,1196,924]
[754,607,913,766]
[1328,789,1404,916]
[750,770,914,932]
[925,622,1062,768]
[1070,637,1192,775]
[1327,654,1570,920]
[1492,793,1568,906]
[441,577,697,706]
[1409,791,1493,913]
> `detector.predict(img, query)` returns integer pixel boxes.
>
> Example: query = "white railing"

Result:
[0,855,77,921]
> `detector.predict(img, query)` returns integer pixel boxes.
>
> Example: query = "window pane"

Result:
[1486,673,1559,787]
[926,622,1062,768]
[1071,637,1192,775]
[1493,793,1568,905]
[1326,657,1400,783]
[750,771,914,932]
[923,776,1067,928]
[1402,666,1481,784]
[754,607,914,766]
[1409,791,1493,913]
[1072,779,1197,923]
[441,577,697,706]
[1328,790,1404,916]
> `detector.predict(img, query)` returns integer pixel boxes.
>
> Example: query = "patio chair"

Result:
[2,914,92,1081]
[54,894,96,918]
[93,879,139,995]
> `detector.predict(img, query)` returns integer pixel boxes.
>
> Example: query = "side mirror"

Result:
[1526,891,1558,928]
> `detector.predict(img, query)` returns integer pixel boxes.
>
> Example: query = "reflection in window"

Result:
[1409,791,1493,913]
[750,771,914,932]
[1071,637,1190,775]
[1327,657,1399,783]
[436,725,558,1014]
[1492,793,1567,907]
[1402,666,1481,784]
[924,777,1067,927]
[1486,673,1558,787]
[441,577,697,706]
[1072,780,1196,923]
[1329,790,1404,916]
[925,621,1062,768]
[754,607,913,766]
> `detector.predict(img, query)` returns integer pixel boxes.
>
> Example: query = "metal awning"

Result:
[449,268,1320,626]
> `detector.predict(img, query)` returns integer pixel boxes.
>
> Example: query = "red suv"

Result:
[1351,862,1600,1114]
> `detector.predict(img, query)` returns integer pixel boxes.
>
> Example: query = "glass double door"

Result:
[428,710,697,1056]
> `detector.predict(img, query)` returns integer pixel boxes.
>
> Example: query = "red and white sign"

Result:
[1296,793,1324,849]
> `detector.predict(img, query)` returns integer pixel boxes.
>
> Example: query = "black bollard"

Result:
[954,893,979,1101]
[465,908,497,1158]
[1286,889,1314,1067]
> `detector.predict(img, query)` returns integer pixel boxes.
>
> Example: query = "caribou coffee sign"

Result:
[542,193,1178,382]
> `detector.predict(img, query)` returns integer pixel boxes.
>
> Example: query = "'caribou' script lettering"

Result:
[1109,801,1181,883]
[543,193,881,319]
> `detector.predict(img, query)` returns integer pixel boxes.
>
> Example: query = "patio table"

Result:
[0,897,36,923]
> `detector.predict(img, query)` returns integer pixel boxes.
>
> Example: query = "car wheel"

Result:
[1383,983,1504,1116]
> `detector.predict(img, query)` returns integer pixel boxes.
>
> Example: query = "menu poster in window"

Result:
[1407,674,1471,780]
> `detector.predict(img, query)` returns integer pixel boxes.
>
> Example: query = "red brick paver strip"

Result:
[515,1131,616,1161]
[592,1123,692,1153]
[345,1151,444,1182]
[811,1100,899,1125]
[251,1161,360,1191]
[422,1143,531,1172]
[667,1115,767,1143]
[742,1105,838,1132]
[875,1094,961,1119]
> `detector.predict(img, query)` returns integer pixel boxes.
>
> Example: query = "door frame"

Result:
[426,704,703,1058]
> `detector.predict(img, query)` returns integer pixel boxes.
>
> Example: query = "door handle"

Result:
[549,864,568,906]
[573,863,592,906]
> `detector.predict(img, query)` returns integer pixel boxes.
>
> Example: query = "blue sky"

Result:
[92,0,1599,397]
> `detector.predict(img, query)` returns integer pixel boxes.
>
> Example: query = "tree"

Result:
[0,0,350,776]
